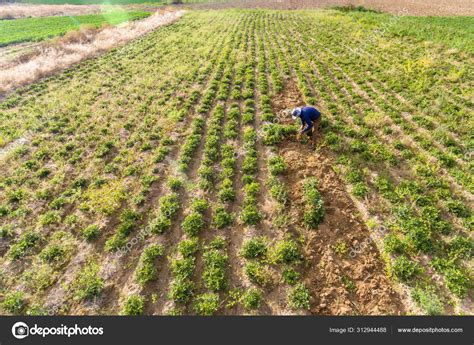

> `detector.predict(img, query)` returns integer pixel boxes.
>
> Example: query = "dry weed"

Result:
[0,10,184,97]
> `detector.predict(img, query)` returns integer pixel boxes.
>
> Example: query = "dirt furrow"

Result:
[271,82,407,315]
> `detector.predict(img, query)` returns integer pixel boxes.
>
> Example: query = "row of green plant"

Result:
[0,11,240,314]
[0,11,151,47]
[270,14,471,313]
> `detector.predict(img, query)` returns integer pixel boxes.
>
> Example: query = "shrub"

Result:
[73,260,104,300]
[392,256,421,282]
[352,182,369,198]
[105,225,134,251]
[245,261,270,286]
[273,239,301,264]
[82,224,100,241]
[324,132,341,147]
[168,278,194,303]
[178,238,199,258]
[170,257,195,280]
[242,288,262,310]
[240,237,267,259]
[149,215,172,234]
[9,231,41,260]
[262,124,297,145]
[411,286,443,315]
[159,194,180,218]
[167,177,183,192]
[208,236,226,250]
[190,198,208,213]
[302,178,324,228]
[242,155,257,175]
[39,210,60,226]
[448,236,473,260]
[346,168,363,183]
[268,156,287,176]
[384,234,406,254]
[268,177,289,205]
[288,283,310,310]
[444,266,470,298]
[1,291,25,314]
[243,128,257,144]
[218,184,235,203]
[39,244,65,264]
[214,206,233,229]
[85,180,126,215]
[0,205,10,217]
[182,212,205,237]
[282,267,300,285]
[198,166,214,189]
[0,225,13,238]
[203,249,228,291]
[36,167,52,179]
[122,295,145,315]
[446,200,470,218]
[241,204,262,225]
[406,222,432,253]
[193,293,219,316]
[136,244,164,285]
[244,182,260,198]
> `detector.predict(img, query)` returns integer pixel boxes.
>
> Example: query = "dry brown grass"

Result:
[60,25,98,44]
[0,10,184,97]
[0,3,110,19]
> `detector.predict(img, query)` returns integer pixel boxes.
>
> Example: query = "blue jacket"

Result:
[300,106,321,133]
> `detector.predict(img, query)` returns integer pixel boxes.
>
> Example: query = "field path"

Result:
[192,0,474,16]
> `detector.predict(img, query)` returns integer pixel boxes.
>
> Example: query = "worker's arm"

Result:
[301,118,313,133]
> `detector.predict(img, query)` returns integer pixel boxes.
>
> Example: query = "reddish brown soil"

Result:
[190,0,474,16]
[271,82,406,315]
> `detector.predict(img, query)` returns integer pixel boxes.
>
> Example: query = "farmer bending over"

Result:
[291,106,321,142]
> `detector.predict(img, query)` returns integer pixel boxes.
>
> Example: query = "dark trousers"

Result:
[305,117,321,141]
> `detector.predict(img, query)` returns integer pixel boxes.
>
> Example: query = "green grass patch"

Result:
[0,11,150,47]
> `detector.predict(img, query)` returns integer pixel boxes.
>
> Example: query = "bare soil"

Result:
[271,82,406,315]
[191,0,474,16]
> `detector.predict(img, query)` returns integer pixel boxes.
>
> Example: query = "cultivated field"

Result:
[0,11,150,46]
[0,10,183,94]
[0,8,472,316]
[192,0,474,16]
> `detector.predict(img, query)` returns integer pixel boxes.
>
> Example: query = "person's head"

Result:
[291,107,302,120]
